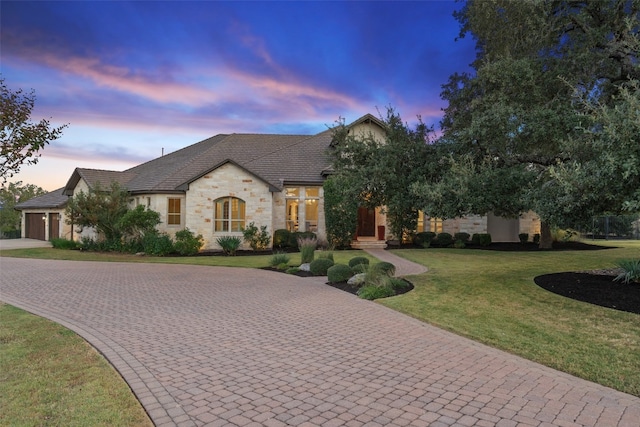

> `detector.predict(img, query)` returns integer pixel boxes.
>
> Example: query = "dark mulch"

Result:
[326,278,414,297]
[534,272,640,315]
[386,241,615,251]
[262,267,414,297]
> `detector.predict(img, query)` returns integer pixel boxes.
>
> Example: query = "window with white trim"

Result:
[214,197,246,232]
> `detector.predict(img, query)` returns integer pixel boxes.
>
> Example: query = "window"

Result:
[417,211,425,233]
[429,217,443,233]
[168,198,181,225]
[214,197,245,232]
[285,188,299,232]
[417,211,442,233]
[305,188,319,232]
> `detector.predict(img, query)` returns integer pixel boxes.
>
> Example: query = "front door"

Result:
[357,207,376,237]
[49,213,60,240]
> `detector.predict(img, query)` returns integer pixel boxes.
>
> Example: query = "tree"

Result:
[431,0,639,248]
[0,181,46,236]
[329,108,434,242]
[65,181,137,242]
[1,78,67,184]
[323,175,359,248]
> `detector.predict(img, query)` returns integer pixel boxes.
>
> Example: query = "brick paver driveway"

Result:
[1,257,638,427]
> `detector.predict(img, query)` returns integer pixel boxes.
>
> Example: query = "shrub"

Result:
[414,231,436,247]
[294,231,317,248]
[143,232,174,256]
[273,229,292,249]
[614,259,640,284]
[519,233,529,244]
[390,277,411,291]
[309,258,334,276]
[79,237,97,251]
[298,237,317,263]
[454,232,470,243]
[241,222,271,251]
[173,228,204,255]
[324,176,358,249]
[216,235,241,256]
[318,251,334,262]
[472,233,492,246]
[351,263,369,274]
[50,238,78,250]
[371,261,396,277]
[269,252,291,267]
[285,267,300,274]
[533,233,540,244]
[357,285,395,300]
[454,239,466,249]
[327,264,354,283]
[349,256,370,268]
[432,232,453,247]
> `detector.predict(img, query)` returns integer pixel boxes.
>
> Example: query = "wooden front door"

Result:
[49,213,60,240]
[25,213,46,240]
[357,207,376,237]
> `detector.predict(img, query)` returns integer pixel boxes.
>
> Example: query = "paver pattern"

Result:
[1,257,639,427]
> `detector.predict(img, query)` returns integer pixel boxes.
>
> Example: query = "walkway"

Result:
[363,249,428,276]
[1,257,638,427]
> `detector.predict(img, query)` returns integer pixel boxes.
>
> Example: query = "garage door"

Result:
[25,213,46,240]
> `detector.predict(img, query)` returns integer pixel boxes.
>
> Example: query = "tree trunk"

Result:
[539,221,553,249]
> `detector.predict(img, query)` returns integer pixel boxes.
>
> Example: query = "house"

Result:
[15,114,540,248]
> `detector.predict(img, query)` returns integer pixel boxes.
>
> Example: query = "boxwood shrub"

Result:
[309,258,334,276]
[348,256,370,268]
[327,264,354,283]
[432,232,453,247]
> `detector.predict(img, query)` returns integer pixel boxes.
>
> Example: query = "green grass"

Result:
[380,240,640,397]
[0,247,375,269]
[0,304,153,427]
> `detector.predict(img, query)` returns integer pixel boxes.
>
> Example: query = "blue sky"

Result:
[2,0,474,191]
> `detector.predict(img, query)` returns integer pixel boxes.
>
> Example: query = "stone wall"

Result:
[185,163,273,250]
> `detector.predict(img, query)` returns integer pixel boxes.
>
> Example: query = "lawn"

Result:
[0,303,152,427]
[380,240,640,397]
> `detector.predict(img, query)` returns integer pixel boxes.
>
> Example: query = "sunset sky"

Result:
[2,0,475,191]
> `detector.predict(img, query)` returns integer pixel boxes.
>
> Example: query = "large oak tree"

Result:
[420,0,639,248]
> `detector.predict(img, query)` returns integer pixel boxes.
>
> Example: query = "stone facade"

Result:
[183,163,273,250]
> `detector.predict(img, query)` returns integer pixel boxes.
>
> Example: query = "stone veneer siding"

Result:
[185,163,273,250]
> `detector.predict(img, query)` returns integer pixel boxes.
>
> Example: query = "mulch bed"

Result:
[262,267,414,297]
[534,271,640,315]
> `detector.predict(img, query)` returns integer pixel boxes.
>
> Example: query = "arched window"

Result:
[214,197,245,232]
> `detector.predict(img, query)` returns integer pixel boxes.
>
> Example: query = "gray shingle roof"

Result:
[60,115,373,196]
[14,188,68,210]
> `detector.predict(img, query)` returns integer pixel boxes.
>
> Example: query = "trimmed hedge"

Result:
[472,233,492,246]
[327,264,354,283]
[348,256,370,268]
[309,258,334,276]
[432,232,453,247]
[372,261,396,277]
[454,232,470,243]
[414,231,436,247]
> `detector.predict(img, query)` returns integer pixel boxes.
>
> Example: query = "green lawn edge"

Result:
[0,303,153,427]
[380,240,640,397]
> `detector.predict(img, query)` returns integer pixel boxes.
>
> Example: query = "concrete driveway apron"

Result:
[1,257,638,427]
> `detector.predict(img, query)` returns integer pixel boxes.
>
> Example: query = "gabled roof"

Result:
[60,114,378,195]
[14,188,68,210]
[63,168,138,196]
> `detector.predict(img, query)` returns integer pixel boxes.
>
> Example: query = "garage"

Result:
[25,213,46,240]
